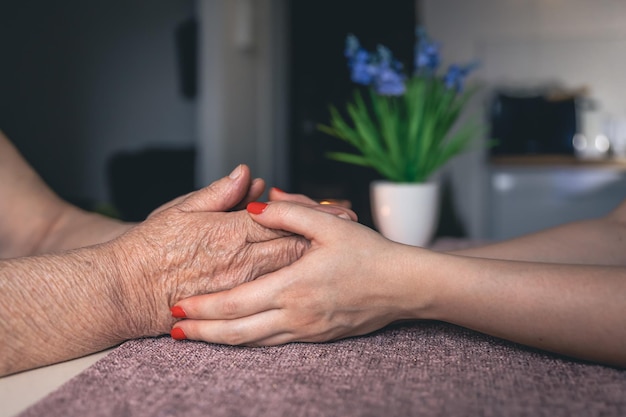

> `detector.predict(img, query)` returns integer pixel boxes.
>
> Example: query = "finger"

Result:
[247,236,309,276]
[289,203,356,221]
[269,188,358,221]
[254,200,355,221]
[268,187,318,205]
[311,204,357,221]
[172,309,289,346]
[177,164,253,213]
[173,271,285,320]
[231,178,266,211]
[247,201,358,242]
[236,209,300,242]
[249,332,300,347]
[247,178,266,202]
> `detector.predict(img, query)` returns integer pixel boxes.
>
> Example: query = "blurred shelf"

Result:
[489,154,626,170]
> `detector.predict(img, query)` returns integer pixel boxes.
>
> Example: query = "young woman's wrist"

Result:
[391,247,455,322]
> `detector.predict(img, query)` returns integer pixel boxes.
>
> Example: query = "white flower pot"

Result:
[370,181,440,247]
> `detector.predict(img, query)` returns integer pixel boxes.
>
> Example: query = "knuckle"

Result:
[220,325,247,345]
[292,236,310,258]
[274,201,300,219]
[219,298,241,318]
[265,236,309,267]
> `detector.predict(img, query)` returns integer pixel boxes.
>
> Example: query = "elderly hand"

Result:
[168,200,427,345]
[108,165,323,339]
[0,165,358,375]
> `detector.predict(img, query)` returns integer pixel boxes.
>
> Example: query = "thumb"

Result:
[178,164,254,213]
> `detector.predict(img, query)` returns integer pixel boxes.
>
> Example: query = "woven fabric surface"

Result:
[18,322,626,417]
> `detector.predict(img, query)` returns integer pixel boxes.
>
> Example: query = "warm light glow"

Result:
[315,199,352,209]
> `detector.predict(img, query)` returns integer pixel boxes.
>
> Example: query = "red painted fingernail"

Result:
[271,187,284,193]
[170,306,187,319]
[247,201,268,214]
[171,327,187,340]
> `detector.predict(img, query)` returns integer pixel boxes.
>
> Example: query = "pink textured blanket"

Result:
[18,322,626,417]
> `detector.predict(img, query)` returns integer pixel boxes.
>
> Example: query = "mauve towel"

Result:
[18,322,626,417]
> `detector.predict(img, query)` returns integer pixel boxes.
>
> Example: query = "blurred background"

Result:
[2,0,626,239]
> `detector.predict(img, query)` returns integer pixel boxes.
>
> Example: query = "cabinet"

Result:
[488,156,626,240]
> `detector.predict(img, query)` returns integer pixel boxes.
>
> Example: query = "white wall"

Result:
[0,1,195,205]
[419,0,626,238]
[196,0,288,191]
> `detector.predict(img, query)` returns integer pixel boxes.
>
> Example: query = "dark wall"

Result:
[288,0,417,227]
[0,1,195,208]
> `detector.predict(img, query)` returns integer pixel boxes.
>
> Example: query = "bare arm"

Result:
[0,244,139,375]
[0,165,311,376]
[421,252,626,367]
[170,201,626,368]
[0,132,361,376]
[451,200,626,265]
[0,131,131,258]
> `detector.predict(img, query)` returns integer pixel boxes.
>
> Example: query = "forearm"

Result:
[0,132,133,258]
[452,216,626,265]
[0,243,162,376]
[414,251,626,367]
[36,204,134,255]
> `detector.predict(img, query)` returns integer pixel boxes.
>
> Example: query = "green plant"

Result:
[318,29,483,183]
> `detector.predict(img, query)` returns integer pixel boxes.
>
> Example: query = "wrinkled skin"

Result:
[104,167,300,337]
[106,168,358,338]
[0,140,359,376]
[0,160,354,375]
[167,200,405,345]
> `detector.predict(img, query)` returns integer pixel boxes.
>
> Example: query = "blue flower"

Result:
[372,45,405,95]
[344,34,360,59]
[345,36,378,85]
[348,48,376,85]
[414,28,440,73]
[374,64,406,96]
[344,35,367,84]
[344,30,475,96]
[443,62,478,92]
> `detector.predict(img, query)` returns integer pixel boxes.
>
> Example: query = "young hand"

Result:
[168,200,431,345]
